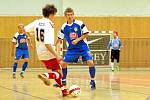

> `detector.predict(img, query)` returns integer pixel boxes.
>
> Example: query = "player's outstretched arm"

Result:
[72,33,88,45]
[26,32,34,38]
[24,20,37,38]
[107,40,111,49]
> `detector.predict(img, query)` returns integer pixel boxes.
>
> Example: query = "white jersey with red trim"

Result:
[25,18,55,60]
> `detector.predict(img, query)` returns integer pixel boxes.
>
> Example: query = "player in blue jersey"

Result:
[11,24,31,79]
[107,32,122,71]
[54,8,96,89]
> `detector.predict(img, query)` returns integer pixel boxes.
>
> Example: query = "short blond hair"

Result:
[64,7,74,15]
[18,23,24,28]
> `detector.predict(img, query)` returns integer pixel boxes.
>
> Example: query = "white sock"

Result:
[44,73,49,78]
[111,62,114,70]
[116,63,119,67]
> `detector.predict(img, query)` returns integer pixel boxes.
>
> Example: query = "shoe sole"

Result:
[63,93,69,97]
[20,74,24,78]
[38,74,51,86]
[13,74,16,79]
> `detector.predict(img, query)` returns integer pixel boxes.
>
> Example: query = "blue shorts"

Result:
[15,48,29,60]
[64,49,93,63]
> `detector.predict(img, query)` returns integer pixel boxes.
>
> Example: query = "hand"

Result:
[72,38,80,45]
[56,55,63,62]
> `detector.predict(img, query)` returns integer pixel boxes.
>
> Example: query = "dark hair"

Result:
[64,7,74,15]
[42,4,57,17]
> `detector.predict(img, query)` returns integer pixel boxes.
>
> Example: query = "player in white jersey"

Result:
[24,4,69,96]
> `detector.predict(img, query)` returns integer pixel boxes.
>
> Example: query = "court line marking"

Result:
[0,85,47,100]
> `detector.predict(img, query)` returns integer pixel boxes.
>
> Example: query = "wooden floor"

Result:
[0,68,150,100]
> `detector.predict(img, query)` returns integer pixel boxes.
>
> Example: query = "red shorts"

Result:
[41,58,61,71]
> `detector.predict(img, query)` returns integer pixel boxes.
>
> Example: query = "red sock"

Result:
[55,72,63,87]
[48,72,57,79]
[47,71,63,87]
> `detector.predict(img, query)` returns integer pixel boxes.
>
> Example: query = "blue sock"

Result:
[89,66,96,79]
[13,62,18,73]
[22,62,28,72]
[62,68,67,81]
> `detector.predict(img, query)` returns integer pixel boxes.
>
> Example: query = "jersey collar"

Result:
[42,17,54,24]
[67,19,75,26]
[18,32,25,35]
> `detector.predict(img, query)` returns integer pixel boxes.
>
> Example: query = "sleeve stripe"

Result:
[82,32,89,35]
[81,24,85,29]
[61,29,64,33]
[58,37,63,40]
[13,37,17,40]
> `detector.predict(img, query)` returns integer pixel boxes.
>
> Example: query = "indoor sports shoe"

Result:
[62,89,69,97]
[53,80,66,87]
[90,80,96,90]
[53,83,60,87]
[62,80,67,86]
[38,74,51,86]
[13,73,16,79]
[20,72,24,78]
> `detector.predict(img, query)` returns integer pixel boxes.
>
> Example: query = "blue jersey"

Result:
[12,32,28,50]
[58,20,89,51]
[108,38,122,50]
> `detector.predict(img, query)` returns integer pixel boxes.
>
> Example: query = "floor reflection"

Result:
[13,80,29,100]
[109,72,121,100]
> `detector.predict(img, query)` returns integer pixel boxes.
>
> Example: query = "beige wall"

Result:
[0,16,150,68]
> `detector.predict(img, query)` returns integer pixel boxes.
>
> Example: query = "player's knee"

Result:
[55,71,62,79]
[117,60,119,63]
[24,58,29,62]
[87,60,94,67]
[61,62,68,68]
[14,60,19,63]
[57,70,62,75]
[111,59,114,62]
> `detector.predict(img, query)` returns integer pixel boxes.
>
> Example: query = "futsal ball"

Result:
[69,85,81,97]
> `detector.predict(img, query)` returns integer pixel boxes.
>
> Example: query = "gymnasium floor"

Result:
[0,68,150,100]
